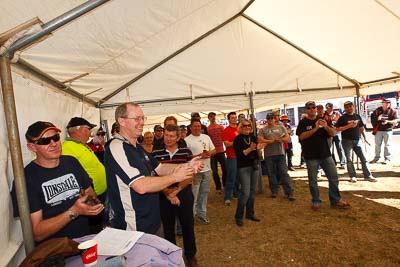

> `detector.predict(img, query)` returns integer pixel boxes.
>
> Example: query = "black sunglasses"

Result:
[307,106,317,110]
[35,133,60,145]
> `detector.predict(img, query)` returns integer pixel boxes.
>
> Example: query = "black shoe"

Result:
[245,216,261,222]
[287,193,296,201]
[236,219,244,227]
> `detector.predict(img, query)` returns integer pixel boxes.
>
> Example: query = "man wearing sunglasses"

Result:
[11,121,104,243]
[62,117,107,233]
[296,101,350,211]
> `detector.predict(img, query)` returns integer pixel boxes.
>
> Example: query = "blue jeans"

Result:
[305,157,341,205]
[192,171,211,219]
[331,134,346,166]
[235,166,258,220]
[210,152,227,190]
[265,155,294,195]
[342,138,371,178]
[224,158,237,201]
[374,131,392,160]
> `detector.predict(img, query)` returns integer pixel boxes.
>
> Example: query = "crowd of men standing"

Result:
[11,98,398,266]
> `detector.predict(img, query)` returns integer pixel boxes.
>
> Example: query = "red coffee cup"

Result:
[78,239,98,266]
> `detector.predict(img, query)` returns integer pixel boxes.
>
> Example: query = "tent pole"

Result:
[0,56,34,254]
[249,92,256,133]
[4,0,109,58]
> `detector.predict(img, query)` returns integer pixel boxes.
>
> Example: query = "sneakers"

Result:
[383,159,390,165]
[311,203,321,211]
[289,167,296,171]
[300,164,306,168]
[197,216,210,225]
[339,165,346,170]
[216,189,223,194]
[224,200,231,206]
[287,193,296,201]
[370,159,379,164]
[365,176,377,182]
[270,192,277,198]
[331,200,350,209]
[350,177,357,183]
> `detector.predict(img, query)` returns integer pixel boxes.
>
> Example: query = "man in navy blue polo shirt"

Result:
[104,102,203,235]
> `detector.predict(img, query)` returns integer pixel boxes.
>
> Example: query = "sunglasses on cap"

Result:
[307,106,317,110]
[35,133,60,145]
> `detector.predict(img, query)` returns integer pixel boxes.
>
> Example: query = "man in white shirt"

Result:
[185,119,216,224]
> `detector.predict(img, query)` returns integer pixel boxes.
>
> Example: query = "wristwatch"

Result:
[68,209,77,220]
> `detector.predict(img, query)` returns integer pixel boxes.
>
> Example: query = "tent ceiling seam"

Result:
[99,85,354,109]
[375,0,400,21]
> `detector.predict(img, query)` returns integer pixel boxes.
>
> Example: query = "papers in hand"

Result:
[94,227,144,256]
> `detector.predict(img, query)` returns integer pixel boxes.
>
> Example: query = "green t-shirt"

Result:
[62,139,107,195]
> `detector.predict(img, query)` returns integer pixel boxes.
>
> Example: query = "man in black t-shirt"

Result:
[335,101,377,183]
[11,121,104,243]
[296,101,350,211]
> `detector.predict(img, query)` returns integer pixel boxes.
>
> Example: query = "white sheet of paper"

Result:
[94,227,144,256]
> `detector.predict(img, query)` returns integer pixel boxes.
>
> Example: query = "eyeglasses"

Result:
[242,124,252,128]
[77,125,91,130]
[123,116,147,122]
[307,106,317,110]
[35,133,60,145]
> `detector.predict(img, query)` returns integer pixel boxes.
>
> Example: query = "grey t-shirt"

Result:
[258,125,287,157]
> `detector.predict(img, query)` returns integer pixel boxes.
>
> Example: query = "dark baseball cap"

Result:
[325,103,333,108]
[154,125,163,131]
[25,121,61,143]
[344,101,354,106]
[179,125,187,131]
[266,113,275,119]
[305,101,316,108]
[191,112,200,118]
[66,117,96,129]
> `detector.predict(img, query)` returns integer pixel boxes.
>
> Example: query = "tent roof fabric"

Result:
[1,0,400,118]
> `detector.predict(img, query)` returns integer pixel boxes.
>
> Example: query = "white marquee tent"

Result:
[1,0,400,265]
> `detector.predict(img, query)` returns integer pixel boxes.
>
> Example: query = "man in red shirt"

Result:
[207,112,227,194]
[222,112,239,206]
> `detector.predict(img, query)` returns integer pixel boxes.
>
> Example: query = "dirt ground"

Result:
[179,131,400,266]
